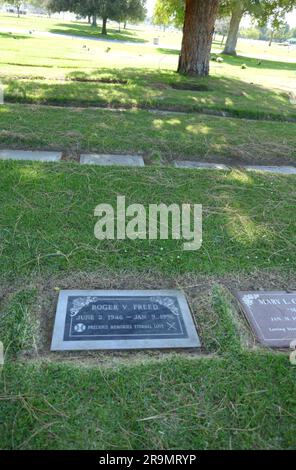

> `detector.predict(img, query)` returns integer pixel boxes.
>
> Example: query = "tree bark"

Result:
[102,17,108,35]
[92,15,97,27]
[178,0,220,76]
[269,30,274,46]
[222,2,245,55]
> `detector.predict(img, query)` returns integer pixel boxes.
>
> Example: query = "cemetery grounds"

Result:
[0,13,296,450]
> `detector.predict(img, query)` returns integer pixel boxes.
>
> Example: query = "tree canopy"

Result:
[47,0,146,33]
[153,0,296,29]
[153,0,184,28]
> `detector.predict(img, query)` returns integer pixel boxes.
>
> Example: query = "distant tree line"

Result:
[1,0,147,33]
[48,0,146,33]
[239,22,296,41]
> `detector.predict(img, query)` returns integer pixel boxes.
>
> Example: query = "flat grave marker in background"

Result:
[0,150,62,162]
[174,161,229,170]
[244,165,296,175]
[80,154,145,167]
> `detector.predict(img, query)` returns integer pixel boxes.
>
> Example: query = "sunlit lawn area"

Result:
[0,14,295,120]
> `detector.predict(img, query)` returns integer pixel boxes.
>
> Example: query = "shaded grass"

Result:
[49,22,147,43]
[0,161,295,281]
[2,68,295,121]
[0,289,38,358]
[0,104,295,164]
[209,286,242,355]
[1,353,296,449]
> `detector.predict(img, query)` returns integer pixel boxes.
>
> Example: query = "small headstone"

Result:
[236,291,296,348]
[174,161,229,170]
[0,150,61,162]
[80,154,145,167]
[51,290,200,351]
[244,165,296,175]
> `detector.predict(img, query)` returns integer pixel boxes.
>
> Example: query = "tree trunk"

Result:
[102,17,108,35]
[88,15,91,24]
[178,0,220,76]
[269,30,274,46]
[124,21,127,29]
[222,2,244,55]
[92,15,97,27]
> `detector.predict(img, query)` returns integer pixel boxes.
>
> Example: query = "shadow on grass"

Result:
[1,100,295,166]
[3,67,295,121]
[49,22,148,44]
[157,47,180,56]
[220,53,296,71]
[0,161,295,282]
[157,45,296,72]
[0,32,31,40]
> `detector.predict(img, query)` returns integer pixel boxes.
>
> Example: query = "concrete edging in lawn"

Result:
[1,150,296,175]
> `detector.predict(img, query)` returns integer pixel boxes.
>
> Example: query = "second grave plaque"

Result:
[236,291,296,348]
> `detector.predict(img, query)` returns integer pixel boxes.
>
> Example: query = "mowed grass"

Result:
[0,161,295,279]
[0,15,296,120]
[0,103,296,164]
[1,282,296,450]
[1,354,296,450]
[1,14,296,451]
[0,162,294,450]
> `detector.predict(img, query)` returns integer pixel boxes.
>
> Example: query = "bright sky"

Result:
[146,0,296,28]
[146,0,156,17]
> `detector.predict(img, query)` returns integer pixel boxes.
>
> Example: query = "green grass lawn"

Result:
[1,354,296,449]
[1,13,296,451]
[0,16,295,120]
[0,162,295,279]
[0,161,296,449]
[1,104,295,164]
